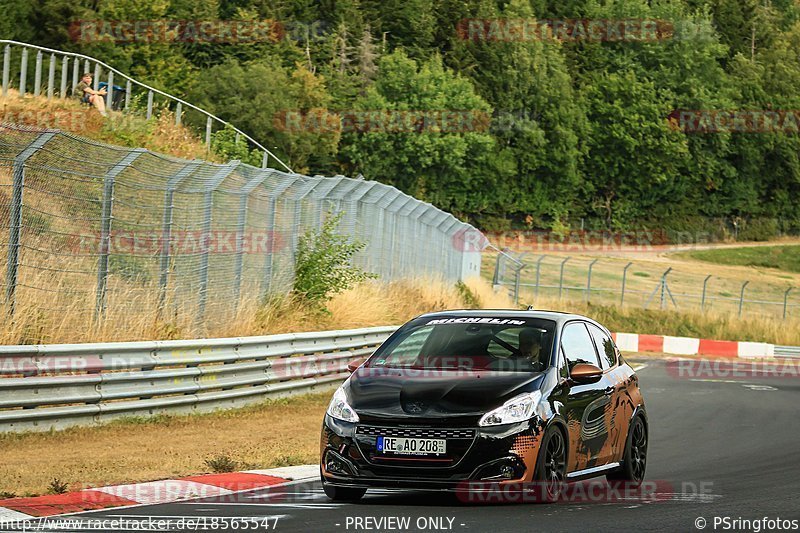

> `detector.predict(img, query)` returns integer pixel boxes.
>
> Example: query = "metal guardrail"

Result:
[0,326,398,433]
[0,40,293,172]
[775,345,800,359]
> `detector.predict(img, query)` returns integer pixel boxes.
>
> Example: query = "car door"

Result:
[586,323,628,465]
[560,321,613,472]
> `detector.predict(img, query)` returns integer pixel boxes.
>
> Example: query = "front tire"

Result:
[607,415,647,488]
[322,482,366,502]
[532,425,567,503]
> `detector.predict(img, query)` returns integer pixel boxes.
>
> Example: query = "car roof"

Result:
[414,309,594,326]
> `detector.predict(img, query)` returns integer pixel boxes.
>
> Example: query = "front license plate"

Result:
[376,436,447,456]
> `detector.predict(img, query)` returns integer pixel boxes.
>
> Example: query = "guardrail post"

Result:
[5,132,56,315]
[558,256,571,300]
[124,80,131,111]
[158,161,201,311]
[33,50,42,96]
[586,258,598,303]
[738,280,749,318]
[60,56,68,98]
[701,274,712,312]
[196,161,240,325]
[96,149,145,319]
[2,45,9,97]
[175,102,182,126]
[621,261,633,306]
[784,287,793,319]
[18,47,28,97]
[146,90,153,119]
[106,71,114,110]
[47,53,55,99]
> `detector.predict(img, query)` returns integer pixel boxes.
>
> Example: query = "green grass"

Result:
[678,245,800,273]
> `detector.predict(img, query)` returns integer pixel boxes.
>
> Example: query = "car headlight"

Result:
[479,391,542,427]
[326,387,359,423]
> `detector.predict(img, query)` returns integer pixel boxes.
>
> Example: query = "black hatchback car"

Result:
[320,310,647,502]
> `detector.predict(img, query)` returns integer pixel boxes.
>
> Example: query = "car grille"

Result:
[355,425,475,440]
[354,424,476,469]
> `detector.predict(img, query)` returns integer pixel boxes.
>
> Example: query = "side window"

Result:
[560,322,600,371]
[588,324,616,370]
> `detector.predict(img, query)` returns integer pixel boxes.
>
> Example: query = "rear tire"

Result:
[607,415,647,488]
[532,425,567,503]
[322,482,366,502]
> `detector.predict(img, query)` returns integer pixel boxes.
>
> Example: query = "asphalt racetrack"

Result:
[13,358,800,532]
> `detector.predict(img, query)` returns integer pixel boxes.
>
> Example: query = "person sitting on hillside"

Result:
[73,73,108,117]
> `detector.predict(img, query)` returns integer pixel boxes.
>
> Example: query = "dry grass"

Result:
[0,277,512,344]
[0,393,330,497]
[1,91,220,161]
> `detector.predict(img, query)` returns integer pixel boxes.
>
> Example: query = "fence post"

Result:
[534,255,545,299]
[158,161,201,311]
[146,90,153,119]
[233,170,275,309]
[738,280,749,318]
[96,149,145,319]
[18,47,27,96]
[205,117,212,150]
[492,253,503,286]
[262,150,269,169]
[701,274,712,312]
[46,54,55,99]
[196,161,240,325]
[93,63,100,91]
[72,58,79,94]
[59,56,68,98]
[175,102,182,126]
[784,287,793,320]
[558,257,571,300]
[621,261,633,306]
[125,80,131,111]
[5,132,56,315]
[33,50,42,97]
[2,45,9,97]
[106,71,114,110]
[586,258,598,303]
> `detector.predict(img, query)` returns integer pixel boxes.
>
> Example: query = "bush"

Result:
[204,453,238,473]
[292,212,376,307]
[47,478,68,494]
[737,218,780,242]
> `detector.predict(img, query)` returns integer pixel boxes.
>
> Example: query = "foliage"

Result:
[10,0,800,233]
[292,212,377,306]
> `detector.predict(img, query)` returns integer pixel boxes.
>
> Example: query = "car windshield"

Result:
[367,317,556,372]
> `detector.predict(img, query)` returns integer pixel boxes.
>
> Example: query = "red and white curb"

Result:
[612,332,774,359]
[0,465,318,520]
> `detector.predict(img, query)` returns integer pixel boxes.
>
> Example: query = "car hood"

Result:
[346,368,543,418]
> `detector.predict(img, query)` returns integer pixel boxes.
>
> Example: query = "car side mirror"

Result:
[570,363,603,384]
[347,358,367,373]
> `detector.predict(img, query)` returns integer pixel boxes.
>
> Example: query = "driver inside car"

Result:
[517,328,543,368]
